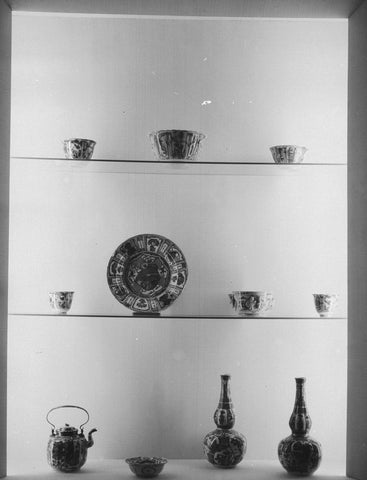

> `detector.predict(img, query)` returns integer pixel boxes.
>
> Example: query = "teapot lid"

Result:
[56,424,79,436]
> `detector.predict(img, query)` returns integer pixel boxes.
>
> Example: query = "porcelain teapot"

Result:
[46,405,97,472]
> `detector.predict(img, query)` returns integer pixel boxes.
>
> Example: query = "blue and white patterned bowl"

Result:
[64,138,96,159]
[149,129,205,161]
[229,291,274,316]
[270,145,307,164]
[125,457,167,478]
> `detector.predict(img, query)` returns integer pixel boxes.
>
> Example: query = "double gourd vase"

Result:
[278,377,322,476]
[203,374,247,468]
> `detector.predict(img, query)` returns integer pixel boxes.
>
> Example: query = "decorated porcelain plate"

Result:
[107,233,188,313]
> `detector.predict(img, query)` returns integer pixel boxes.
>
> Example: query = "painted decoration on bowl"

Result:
[149,129,206,161]
[125,457,167,478]
[270,145,307,164]
[229,291,273,316]
[107,234,188,313]
[63,138,96,159]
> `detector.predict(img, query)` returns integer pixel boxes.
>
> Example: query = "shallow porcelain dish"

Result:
[125,457,167,478]
[107,234,188,314]
[270,145,307,164]
[149,129,206,161]
[64,138,96,159]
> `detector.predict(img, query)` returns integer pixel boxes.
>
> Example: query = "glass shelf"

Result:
[11,156,347,177]
[9,313,347,320]
[11,156,347,166]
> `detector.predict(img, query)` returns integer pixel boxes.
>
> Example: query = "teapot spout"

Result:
[87,428,97,448]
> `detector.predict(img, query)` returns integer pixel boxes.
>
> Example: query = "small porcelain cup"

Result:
[49,291,74,315]
[313,293,338,317]
[229,291,273,316]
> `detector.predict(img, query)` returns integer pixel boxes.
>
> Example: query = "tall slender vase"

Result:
[278,378,322,476]
[203,374,247,468]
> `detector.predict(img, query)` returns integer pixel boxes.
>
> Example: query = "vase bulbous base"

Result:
[278,434,322,476]
[203,428,247,468]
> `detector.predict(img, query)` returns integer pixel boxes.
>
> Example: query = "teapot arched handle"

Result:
[46,405,90,432]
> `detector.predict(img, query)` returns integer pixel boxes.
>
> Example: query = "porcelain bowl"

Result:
[125,457,167,478]
[270,145,307,164]
[229,291,274,316]
[149,129,206,161]
[64,138,96,159]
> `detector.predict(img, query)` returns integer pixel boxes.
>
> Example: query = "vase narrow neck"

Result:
[295,379,306,407]
[218,375,233,408]
[214,374,235,429]
[289,377,311,435]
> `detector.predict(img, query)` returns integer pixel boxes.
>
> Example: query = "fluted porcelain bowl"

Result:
[149,129,206,161]
[64,138,96,159]
[270,145,307,164]
[125,457,167,478]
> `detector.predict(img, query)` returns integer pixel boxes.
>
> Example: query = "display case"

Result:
[2,1,365,478]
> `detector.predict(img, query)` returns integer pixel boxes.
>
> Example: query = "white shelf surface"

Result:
[7,459,349,479]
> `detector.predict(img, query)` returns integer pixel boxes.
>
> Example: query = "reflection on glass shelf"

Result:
[11,157,347,177]
[9,313,347,319]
